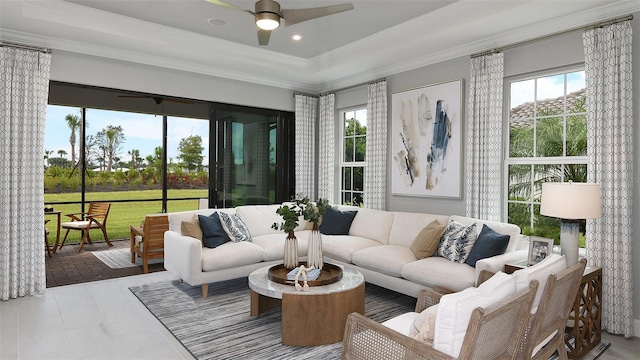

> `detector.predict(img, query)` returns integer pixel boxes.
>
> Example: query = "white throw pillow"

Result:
[513,254,567,312]
[433,272,516,357]
[410,304,439,341]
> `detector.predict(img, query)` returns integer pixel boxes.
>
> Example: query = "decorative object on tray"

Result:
[268,262,343,286]
[299,196,330,270]
[272,195,330,270]
[272,202,303,269]
[286,265,321,281]
[290,265,316,291]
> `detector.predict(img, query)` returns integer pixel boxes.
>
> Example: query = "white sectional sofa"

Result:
[163,204,528,298]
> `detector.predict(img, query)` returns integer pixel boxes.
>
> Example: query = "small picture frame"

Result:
[527,236,554,266]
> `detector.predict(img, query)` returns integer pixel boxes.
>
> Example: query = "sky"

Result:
[510,70,585,108]
[45,105,210,166]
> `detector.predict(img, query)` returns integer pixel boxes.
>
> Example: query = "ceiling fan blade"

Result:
[203,0,255,15]
[257,29,271,45]
[282,3,353,27]
[165,98,195,105]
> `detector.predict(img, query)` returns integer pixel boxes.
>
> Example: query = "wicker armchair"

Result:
[518,259,587,360]
[342,281,538,360]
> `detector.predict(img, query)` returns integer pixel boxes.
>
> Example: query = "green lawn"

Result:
[45,189,208,245]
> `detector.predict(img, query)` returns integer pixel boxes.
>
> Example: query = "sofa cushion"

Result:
[513,254,567,312]
[236,204,282,237]
[410,220,447,259]
[449,215,522,253]
[464,224,510,267]
[181,214,203,241]
[322,235,381,263]
[433,272,517,357]
[218,212,252,242]
[352,245,416,277]
[201,241,266,272]
[319,207,357,235]
[388,212,450,247]
[348,208,395,245]
[198,213,231,248]
[402,257,476,292]
[437,221,478,263]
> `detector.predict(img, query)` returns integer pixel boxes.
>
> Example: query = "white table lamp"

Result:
[540,182,601,265]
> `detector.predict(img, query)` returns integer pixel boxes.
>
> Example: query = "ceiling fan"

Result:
[205,0,354,45]
[118,95,195,105]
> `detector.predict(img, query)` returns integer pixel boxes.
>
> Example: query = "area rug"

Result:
[92,248,163,269]
[129,278,415,360]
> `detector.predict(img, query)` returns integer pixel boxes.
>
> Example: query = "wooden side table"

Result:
[504,262,603,359]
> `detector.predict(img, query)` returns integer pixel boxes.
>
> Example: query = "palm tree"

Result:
[65,113,81,167]
[44,150,54,168]
[57,149,67,158]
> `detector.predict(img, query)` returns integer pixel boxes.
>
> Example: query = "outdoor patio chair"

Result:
[131,214,169,273]
[341,277,538,360]
[59,202,112,252]
[44,219,53,258]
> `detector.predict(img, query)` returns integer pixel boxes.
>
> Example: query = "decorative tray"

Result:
[268,262,343,286]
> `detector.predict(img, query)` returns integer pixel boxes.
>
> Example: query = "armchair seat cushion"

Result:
[382,311,419,335]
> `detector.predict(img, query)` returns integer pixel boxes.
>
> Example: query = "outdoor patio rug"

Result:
[129,278,415,360]
[92,248,163,269]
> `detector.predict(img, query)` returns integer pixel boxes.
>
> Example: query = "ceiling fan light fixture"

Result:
[256,13,280,30]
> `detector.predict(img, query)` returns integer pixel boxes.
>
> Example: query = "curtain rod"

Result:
[293,77,387,98]
[321,77,386,97]
[0,41,51,54]
[470,14,633,59]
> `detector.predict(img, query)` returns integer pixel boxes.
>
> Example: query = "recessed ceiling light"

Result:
[207,18,227,26]
[290,34,303,41]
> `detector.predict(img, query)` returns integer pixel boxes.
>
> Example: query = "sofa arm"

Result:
[163,230,203,286]
[342,313,454,360]
[475,250,528,280]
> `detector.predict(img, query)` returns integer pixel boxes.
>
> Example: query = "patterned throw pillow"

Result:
[217,212,252,242]
[436,221,478,263]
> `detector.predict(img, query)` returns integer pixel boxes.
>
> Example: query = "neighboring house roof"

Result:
[510,89,586,127]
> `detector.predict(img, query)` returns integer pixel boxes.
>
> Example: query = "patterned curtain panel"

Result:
[294,94,318,198]
[0,47,51,300]
[364,80,387,210]
[465,53,504,221]
[318,93,335,203]
[583,21,634,337]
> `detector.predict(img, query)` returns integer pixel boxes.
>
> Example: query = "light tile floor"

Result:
[1,272,195,360]
[1,272,639,360]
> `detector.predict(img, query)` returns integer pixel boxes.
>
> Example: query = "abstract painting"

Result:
[391,79,462,198]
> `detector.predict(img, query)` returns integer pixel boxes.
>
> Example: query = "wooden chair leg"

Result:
[202,284,209,298]
[142,257,149,274]
[58,229,71,250]
[45,232,53,258]
[77,229,91,253]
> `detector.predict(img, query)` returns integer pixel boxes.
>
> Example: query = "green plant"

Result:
[271,203,303,234]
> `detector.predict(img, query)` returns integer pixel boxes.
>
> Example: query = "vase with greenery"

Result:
[272,202,303,269]
[296,197,330,270]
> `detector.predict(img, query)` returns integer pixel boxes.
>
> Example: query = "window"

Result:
[340,108,367,206]
[505,69,587,244]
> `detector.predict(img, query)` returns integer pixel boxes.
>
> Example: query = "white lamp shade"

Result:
[540,182,602,219]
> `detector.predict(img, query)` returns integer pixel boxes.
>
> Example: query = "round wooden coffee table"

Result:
[248,264,365,347]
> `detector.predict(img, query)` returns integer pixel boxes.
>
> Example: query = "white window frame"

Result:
[339,106,367,206]
[502,65,588,232]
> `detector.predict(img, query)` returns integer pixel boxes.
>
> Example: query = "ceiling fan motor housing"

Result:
[255,0,281,27]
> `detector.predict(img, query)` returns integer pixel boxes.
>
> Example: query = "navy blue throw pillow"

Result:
[198,212,231,248]
[319,207,358,235]
[465,224,510,267]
